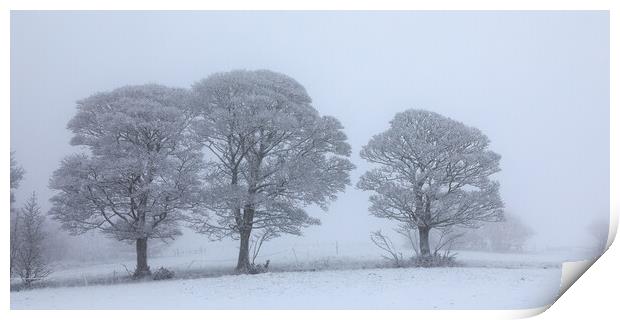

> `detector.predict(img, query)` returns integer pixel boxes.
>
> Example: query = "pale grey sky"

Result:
[10,11,609,253]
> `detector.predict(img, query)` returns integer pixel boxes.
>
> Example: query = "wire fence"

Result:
[10,241,383,292]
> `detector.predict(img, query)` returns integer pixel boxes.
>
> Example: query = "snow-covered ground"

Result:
[11,242,593,310]
[11,266,560,309]
[31,242,594,285]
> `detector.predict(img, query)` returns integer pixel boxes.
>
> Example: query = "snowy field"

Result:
[11,266,560,310]
[22,240,594,284]
[8,242,591,310]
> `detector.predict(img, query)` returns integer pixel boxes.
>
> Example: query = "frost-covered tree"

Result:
[358,110,504,257]
[450,213,534,252]
[10,213,21,278]
[15,192,51,286]
[481,213,533,252]
[188,70,354,272]
[49,85,204,277]
[10,151,25,277]
[10,151,25,205]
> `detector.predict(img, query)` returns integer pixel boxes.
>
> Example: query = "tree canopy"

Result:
[49,84,204,276]
[358,109,504,255]
[187,70,354,271]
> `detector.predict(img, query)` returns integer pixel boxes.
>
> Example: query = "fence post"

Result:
[292,248,299,267]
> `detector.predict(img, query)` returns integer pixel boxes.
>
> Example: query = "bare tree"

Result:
[188,70,354,273]
[10,151,25,277]
[397,224,463,257]
[358,110,504,257]
[15,192,51,286]
[49,85,204,278]
[396,225,420,257]
[370,230,405,267]
[250,228,278,265]
[431,227,464,256]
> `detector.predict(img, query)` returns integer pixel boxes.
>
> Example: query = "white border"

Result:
[1,1,616,320]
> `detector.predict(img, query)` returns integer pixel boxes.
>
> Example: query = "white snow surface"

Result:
[29,245,589,284]
[11,266,560,309]
[10,244,584,310]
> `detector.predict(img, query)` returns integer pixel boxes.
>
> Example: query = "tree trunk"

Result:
[418,226,431,257]
[134,237,151,278]
[235,206,254,273]
[236,227,251,273]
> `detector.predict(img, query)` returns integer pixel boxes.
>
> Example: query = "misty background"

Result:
[10,11,609,262]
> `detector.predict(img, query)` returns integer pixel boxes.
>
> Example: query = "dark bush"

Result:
[248,260,270,274]
[152,267,175,280]
[412,253,460,268]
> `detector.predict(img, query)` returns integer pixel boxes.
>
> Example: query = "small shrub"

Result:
[132,267,152,279]
[152,267,175,280]
[370,230,406,268]
[412,253,460,268]
[248,260,270,275]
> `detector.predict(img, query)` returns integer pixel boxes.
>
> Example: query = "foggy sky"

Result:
[10,11,609,252]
